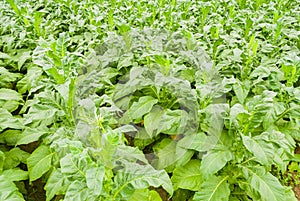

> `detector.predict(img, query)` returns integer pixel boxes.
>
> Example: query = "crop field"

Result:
[1,0,300,200]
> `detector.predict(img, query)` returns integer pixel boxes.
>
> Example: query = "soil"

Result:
[292,146,300,200]
[293,185,300,201]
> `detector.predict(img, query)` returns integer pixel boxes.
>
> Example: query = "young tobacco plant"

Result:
[1,0,300,200]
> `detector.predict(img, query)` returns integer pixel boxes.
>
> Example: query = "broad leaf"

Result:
[0,130,22,145]
[24,104,59,126]
[16,66,42,94]
[200,146,233,178]
[160,109,188,135]
[113,163,173,199]
[0,52,11,59]
[171,160,202,191]
[241,166,289,201]
[0,67,22,88]
[0,109,23,132]
[0,88,23,101]
[27,145,54,181]
[0,175,25,201]
[0,88,23,112]
[64,181,90,201]
[129,96,158,119]
[114,145,148,164]
[45,169,70,201]
[1,168,28,181]
[86,166,105,196]
[177,132,207,152]
[3,147,30,170]
[233,79,250,104]
[242,135,274,166]
[144,105,165,137]
[60,153,89,179]
[193,175,230,201]
[16,127,48,146]
[152,138,177,170]
[128,189,162,201]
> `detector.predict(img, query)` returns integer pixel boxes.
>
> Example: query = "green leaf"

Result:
[152,138,176,170]
[0,67,22,88]
[171,160,202,191]
[16,50,31,70]
[233,79,250,104]
[0,52,11,59]
[86,166,105,196]
[45,169,69,201]
[114,124,137,133]
[96,130,120,168]
[0,130,22,145]
[1,168,28,181]
[0,88,23,101]
[200,146,233,179]
[144,105,165,137]
[128,189,162,201]
[0,88,23,112]
[177,132,207,152]
[64,181,90,201]
[55,79,72,104]
[193,175,230,201]
[175,146,194,168]
[250,66,270,79]
[3,147,30,170]
[172,189,194,201]
[129,96,158,119]
[27,145,53,182]
[114,145,148,164]
[16,127,48,146]
[145,108,187,137]
[0,151,4,173]
[60,153,88,179]
[152,138,193,171]
[230,103,250,128]
[0,175,25,201]
[134,127,156,149]
[283,187,298,201]
[24,104,59,126]
[46,67,66,84]
[34,11,42,36]
[160,109,188,135]
[242,135,274,166]
[16,66,42,94]
[113,163,173,199]
[6,0,21,16]
[241,166,287,201]
[0,108,23,131]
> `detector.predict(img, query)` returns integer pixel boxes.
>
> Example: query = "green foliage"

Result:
[0,0,300,200]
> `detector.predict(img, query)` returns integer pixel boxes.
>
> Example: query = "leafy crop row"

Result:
[1,0,300,200]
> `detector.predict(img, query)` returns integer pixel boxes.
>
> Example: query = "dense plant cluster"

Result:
[1,0,300,200]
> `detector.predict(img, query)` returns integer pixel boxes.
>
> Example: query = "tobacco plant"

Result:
[0,0,300,200]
